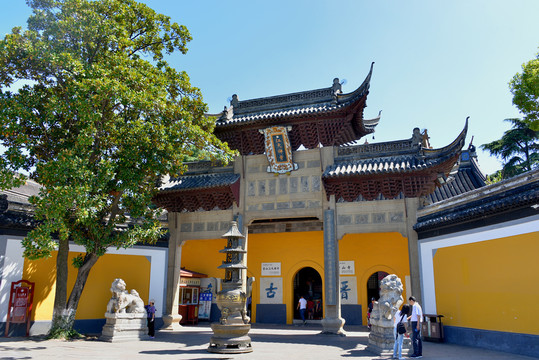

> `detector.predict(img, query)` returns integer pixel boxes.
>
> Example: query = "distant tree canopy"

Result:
[481,49,539,180]
[481,118,538,180]
[510,50,539,131]
[0,0,235,338]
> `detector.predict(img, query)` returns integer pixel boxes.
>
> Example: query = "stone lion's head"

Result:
[379,274,402,296]
[111,278,126,292]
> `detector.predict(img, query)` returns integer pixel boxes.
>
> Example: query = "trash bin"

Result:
[421,314,444,342]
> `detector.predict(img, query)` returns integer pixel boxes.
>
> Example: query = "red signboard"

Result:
[12,286,30,322]
[5,280,35,337]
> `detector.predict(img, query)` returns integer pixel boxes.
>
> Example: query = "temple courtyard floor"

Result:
[0,323,535,359]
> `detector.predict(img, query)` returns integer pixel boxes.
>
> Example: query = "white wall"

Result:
[0,237,168,320]
[0,236,25,322]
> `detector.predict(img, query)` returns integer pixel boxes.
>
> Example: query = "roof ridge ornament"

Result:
[332,78,342,104]
[230,94,239,107]
[332,78,342,95]
[412,128,423,147]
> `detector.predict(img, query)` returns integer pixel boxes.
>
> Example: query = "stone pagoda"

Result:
[208,221,253,354]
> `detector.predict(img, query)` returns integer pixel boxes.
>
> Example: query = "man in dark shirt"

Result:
[145,300,156,338]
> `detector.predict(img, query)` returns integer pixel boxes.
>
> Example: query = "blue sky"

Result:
[2,0,539,175]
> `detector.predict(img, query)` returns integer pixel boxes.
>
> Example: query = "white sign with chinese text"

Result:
[259,277,283,304]
[261,262,281,276]
[200,278,217,300]
[339,276,358,304]
[339,261,355,275]
[198,277,218,320]
[180,277,201,286]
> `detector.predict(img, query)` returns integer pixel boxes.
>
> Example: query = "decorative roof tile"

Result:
[215,63,374,127]
[212,64,377,154]
[217,103,349,126]
[154,172,241,212]
[426,153,486,203]
[322,120,468,201]
[163,173,240,192]
[326,119,468,178]
[324,156,434,177]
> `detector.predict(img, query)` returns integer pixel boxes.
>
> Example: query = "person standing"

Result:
[145,299,156,339]
[393,304,410,360]
[408,296,423,358]
[307,297,315,320]
[297,295,307,325]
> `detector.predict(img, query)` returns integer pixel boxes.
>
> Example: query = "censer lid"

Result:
[221,221,245,238]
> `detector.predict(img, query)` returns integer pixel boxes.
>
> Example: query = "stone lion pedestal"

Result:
[366,274,412,357]
[367,316,412,356]
[100,278,148,342]
[100,312,147,342]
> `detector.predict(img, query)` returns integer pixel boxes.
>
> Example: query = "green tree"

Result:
[481,118,538,179]
[0,0,234,337]
[510,50,539,131]
[484,170,503,185]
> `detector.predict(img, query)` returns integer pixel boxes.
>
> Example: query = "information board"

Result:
[5,280,35,337]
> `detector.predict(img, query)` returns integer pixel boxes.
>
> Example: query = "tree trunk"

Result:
[67,252,99,311]
[49,251,99,337]
[50,239,69,336]
[525,143,531,171]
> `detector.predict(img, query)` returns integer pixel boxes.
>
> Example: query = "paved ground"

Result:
[0,323,535,360]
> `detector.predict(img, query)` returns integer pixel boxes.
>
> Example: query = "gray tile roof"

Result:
[427,165,485,203]
[215,63,374,127]
[218,102,350,126]
[415,168,538,231]
[162,173,240,192]
[1,179,40,230]
[324,119,468,179]
[1,179,41,206]
[323,156,434,177]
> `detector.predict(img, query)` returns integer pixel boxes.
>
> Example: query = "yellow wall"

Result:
[181,232,324,324]
[248,231,325,324]
[23,252,151,321]
[433,232,539,335]
[181,231,410,325]
[340,232,410,324]
[181,238,228,279]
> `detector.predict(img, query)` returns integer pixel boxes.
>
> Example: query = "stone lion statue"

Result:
[371,274,403,321]
[106,278,145,314]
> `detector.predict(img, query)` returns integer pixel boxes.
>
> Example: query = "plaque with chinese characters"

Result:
[261,262,281,276]
[339,261,355,275]
[259,277,283,304]
[261,126,298,174]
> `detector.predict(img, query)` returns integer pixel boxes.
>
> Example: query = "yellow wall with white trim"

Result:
[23,252,151,321]
[340,232,410,323]
[181,230,410,325]
[433,232,539,335]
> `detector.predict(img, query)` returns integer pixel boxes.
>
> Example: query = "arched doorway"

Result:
[293,267,323,320]
[366,271,389,303]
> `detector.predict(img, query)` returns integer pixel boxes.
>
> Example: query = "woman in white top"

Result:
[393,304,410,360]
